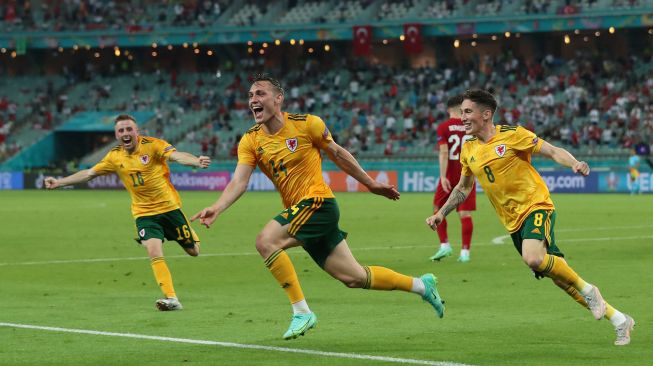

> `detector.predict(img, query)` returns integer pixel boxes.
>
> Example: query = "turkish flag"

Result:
[353,25,372,56]
[404,23,423,54]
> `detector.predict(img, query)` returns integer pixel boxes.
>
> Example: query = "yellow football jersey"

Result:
[238,112,335,208]
[92,136,181,218]
[460,125,554,233]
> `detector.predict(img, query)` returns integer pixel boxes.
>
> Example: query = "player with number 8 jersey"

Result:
[426,89,634,346]
[459,124,553,233]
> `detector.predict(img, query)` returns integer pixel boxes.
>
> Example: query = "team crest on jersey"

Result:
[139,154,150,165]
[139,229,145,237]
[495,144,507,157]
[285,138,298,152]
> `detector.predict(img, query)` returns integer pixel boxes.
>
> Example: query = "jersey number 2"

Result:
[448,135,472,160]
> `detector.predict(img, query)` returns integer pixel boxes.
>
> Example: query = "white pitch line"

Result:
[492,234,653,245]
[553,224,653,233]
[2,233,652,267]
[0,252,260,266]
[491,235,511,245]
[492,224,653,244]
[0,322,473,366]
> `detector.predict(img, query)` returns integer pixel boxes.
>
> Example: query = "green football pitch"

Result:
[1,190,651,366]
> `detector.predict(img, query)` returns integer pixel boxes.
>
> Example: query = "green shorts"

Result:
[510,209,564,279]
[135,209,199,249]
[274,197,348,268]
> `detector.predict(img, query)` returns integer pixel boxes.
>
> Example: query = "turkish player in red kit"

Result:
[431,95,476,262]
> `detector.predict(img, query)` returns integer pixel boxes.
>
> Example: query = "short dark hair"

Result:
[252,73,284,96]
[446,94,464,109]
[114,114,137,124]
[462,89,497,114]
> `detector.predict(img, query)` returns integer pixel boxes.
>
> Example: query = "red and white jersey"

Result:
[436,117,472,183]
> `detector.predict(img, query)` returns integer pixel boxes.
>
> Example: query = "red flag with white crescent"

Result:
[403,23,423,54]
[353,25,372,56]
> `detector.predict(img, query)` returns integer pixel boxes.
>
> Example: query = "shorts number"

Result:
[483,166,495,183]
[534,213,543,227]
[175,225,191,240]
[290,205,299,215]
[130,172,145,187]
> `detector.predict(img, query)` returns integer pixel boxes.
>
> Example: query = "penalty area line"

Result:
[0,322,474,366]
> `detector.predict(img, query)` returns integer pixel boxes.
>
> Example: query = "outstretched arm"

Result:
[324,140,400,200]
[44,169,97,189]
[169,151,211,169]
[425,173,475,230]
[538,141,590,176]
[190,164,254,228]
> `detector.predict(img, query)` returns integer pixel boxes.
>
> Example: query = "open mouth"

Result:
[122,136,133,146]
[251,105,264,119]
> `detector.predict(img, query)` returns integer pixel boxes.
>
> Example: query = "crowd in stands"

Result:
[247,49,653,159]
[2,46,653,163]
[1,0,650,32]
[0,0,228,31]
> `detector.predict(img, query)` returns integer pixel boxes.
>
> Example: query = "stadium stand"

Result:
[3,48,652,164]
[1,0,653,167]
[3,0,653,31]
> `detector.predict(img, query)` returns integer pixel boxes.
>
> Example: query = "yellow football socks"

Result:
[605,303,616,319]
[264,249,305,304]
[560,280,624,323]
[151,256,176,298]
[543,256,628,325]
[559,281,589,309]
[363,266,413,291]
[537,254,590,291]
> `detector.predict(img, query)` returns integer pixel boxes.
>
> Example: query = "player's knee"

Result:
[340,277,365,288]
[523,255,542,270]
[333,273,366,288]
[186,247,199,257]
[254,234,267,253]
[255,233,277,256]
